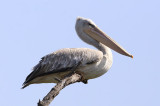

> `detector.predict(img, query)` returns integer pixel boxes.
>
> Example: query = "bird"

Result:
[22,17,133,88]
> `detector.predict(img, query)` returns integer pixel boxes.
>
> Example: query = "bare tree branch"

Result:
[38,73,83,106]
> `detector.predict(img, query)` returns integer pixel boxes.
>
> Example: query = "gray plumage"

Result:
[22,48,103,88]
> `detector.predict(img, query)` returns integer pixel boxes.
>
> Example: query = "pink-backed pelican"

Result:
[22,17,133,88]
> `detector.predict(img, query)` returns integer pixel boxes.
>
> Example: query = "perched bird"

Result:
[22,17,133,88]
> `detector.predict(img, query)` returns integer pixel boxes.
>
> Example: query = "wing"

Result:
[23,48,103,85]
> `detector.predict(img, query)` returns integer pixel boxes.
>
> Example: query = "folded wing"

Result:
[22,48,103,87]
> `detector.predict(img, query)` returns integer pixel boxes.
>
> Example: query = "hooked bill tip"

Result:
[131,55,133,59]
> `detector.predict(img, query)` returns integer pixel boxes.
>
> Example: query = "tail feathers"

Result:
[21,83,30,89]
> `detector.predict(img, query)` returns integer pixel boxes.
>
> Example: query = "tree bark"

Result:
[38,73,82,106]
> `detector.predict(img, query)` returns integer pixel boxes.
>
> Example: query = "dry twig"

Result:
[38,73,83,106]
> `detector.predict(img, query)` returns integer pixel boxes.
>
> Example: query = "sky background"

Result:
[0,0,160,106]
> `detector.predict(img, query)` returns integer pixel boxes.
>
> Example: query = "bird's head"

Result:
[75,17,133,58]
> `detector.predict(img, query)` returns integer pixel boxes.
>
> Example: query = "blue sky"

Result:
[0,0,160,106]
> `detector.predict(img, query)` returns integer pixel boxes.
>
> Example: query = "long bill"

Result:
[84,26,133,58]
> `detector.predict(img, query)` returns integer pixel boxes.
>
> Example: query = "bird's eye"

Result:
[88,23,95,28]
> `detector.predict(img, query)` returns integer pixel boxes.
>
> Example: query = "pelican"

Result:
[22,17,133,88]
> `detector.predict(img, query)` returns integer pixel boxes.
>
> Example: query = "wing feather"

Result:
[23,48,103,85]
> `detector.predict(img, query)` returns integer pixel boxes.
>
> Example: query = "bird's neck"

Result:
[95,43,113,58]
[95,43,113,68]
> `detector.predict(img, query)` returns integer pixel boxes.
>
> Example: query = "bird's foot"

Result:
[75,72,88,84]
